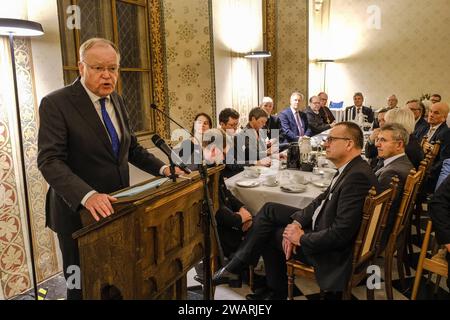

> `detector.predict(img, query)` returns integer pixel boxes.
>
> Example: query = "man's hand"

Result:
[369,128,380,143]
[85,193,117,222]
[163,166,184,177]
[446,243,450,253]
[257,157,271,167]
[283,223,304,246]
[282,238,294,260]
[242,220,253,232]
[238,207,252,223]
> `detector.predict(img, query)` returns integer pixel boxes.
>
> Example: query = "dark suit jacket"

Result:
[305,106,331,136]
[375,155,414,248]
[428,125,450,190]
[319,106,335,124]
[37,79,165,234]
[262,114,282,140]
[216,174,248,257]
[344,105,375,124]
[278,107,312,143]
[413,117,429,141]
[429,174,450,245]
[290,156,380,291]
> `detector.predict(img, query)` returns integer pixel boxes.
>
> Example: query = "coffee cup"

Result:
[244,167,260,178]
[291,173,307,185]
[264,175,277,186]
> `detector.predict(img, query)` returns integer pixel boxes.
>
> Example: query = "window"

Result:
[57,0,155,138]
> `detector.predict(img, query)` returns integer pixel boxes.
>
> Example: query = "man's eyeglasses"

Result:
[324,136,351,143]
[82,61,120,74]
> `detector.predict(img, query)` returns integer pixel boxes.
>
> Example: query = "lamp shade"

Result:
[244,50,272,59]
[0,18,44,36]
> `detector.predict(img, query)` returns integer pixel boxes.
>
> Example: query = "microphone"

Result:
[151,134,192,174]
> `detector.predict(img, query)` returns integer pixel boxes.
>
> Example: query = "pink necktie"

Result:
[295,112,304,136]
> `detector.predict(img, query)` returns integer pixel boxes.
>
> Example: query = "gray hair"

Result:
[385,108,415,134]
[261,96,273,104]
[380,123,410,146]
[79,38,121,63]
[291,91,305,101]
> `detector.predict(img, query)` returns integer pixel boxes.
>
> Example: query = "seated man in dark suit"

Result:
[191,129,254,285]
[305,95,335,135]
[373,124,414,248]
[213,122,380,299]
[318,92,336,125]
[428,174,450,290]
[260,96,281,141]
[423,102,450,191]
[344,92,374,124]
[407,99,429,141]
[278,91,312,143]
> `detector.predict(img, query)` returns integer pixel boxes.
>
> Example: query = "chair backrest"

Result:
[420,138,441,160]
[389,166,425,240]
[353,177,399,267]
[329,101,344,109]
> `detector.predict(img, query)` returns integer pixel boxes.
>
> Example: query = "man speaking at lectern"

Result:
[37,38,179,299]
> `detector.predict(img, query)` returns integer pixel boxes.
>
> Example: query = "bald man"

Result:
[424,102,450,191]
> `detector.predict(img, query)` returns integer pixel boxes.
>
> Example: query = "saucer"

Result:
[236,180,261,188]
[263,181,279,187]
[311,179,332,189]
[280,184,307,193]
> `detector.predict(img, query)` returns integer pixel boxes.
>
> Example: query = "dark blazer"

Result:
[290,156,380,291]
[344,105,375,124]
[429,127,450,190]
[216,174,249,257]
[429,174,450,245]
[319,106,335,124]
[37,79,165,234]
[262,114,282,140]
[278,107,312,143]
[428,123,449,144]
[375,155,414,248]
[413,117,429,141]
[305,106,331,135]
[234,124,268,165]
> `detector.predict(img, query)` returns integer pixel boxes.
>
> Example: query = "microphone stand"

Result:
[150,104,225,300]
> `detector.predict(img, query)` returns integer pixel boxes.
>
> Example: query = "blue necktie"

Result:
[99,98,120,159]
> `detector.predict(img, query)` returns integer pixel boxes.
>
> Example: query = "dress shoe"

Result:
[212,267,240,286]
[195,274,242,288]
[246,287,285,300]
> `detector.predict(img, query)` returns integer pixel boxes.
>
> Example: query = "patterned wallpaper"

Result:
[323,0,450,109]
[0,38,59,299]
[162,0,216,138]
[266,0,309,113]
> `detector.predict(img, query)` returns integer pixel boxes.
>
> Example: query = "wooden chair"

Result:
[411,142,440,247]
[286,178,398,300]
[411,220,448,300]
[383,166,425,299]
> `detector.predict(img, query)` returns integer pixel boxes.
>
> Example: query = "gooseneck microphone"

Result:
[151,134,192,174]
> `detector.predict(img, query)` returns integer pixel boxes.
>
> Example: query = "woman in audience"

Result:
[365,108,388,168]
[177,113,213,169]
[384,107,424,168]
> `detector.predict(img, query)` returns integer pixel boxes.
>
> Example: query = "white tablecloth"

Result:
[224,169,324,214]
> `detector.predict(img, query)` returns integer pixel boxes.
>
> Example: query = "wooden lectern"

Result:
[72,166,223,299]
